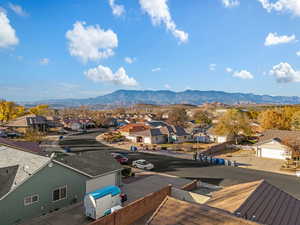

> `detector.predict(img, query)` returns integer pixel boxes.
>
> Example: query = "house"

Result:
[0,139,122,225]
[207,128,235,144]
[5,114,48,133]
[62,118,96,131]
[101,117,118,128]
[206,180,300,225]
[147,121,191,143]
[45,116,62,128]
[146,196,259,225]
[194,132,211,143]
[131,128,167,144]
[256,130,300,160]
[118,123,150,141]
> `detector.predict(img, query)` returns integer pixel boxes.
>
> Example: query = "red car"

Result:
[113,154,129,164]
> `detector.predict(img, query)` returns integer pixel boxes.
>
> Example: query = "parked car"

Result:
[132,159,154,170]
[6,132,22,138]
[112,153,129,164]
[0,131,7,138]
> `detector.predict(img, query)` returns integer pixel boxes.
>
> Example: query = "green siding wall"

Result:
[0,162,89,225]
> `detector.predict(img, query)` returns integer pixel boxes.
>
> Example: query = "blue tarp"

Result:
[88,186,121,200]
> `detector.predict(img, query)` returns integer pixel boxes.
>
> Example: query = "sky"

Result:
[1,0,300,101]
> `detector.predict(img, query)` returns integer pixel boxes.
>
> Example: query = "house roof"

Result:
[0,145,50,198]
[5,114,47,127]
[132,128,164,137]
[257,130,300,145]
[53,151,122,177]
[0,138,44,154]
[207,180,263,213]
[147,121,170,128]
[0,165,18,198]
[207,180,300,225]
[118,123,149,133]
[146,196,259,225]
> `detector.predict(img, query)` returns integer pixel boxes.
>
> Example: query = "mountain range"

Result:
[29,90,300,108]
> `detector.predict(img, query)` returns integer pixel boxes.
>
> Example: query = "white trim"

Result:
[24,194,39,206]
[52,185,67,202]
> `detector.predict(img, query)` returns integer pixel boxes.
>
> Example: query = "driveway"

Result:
[221,154,288,175]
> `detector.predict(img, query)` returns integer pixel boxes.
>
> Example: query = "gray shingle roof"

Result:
[54,151,122,177]
[0,146,50,197]
[0,165,18,198]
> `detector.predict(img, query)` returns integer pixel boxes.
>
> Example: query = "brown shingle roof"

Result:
[5,114,47,127]
[207,180,300,225]
[147,196,259,225]
[118,123,149,133]
[207,180,263,213]
[257,130,300,145]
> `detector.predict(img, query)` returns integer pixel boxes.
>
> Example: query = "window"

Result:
[52,185,67,202]
[24,194,39,206]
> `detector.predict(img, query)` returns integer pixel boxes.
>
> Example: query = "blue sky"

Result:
[1,0,300,101]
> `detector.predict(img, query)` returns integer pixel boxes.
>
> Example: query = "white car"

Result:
[132,159,154,170]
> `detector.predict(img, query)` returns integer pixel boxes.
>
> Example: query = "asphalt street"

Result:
[59,131,300,199]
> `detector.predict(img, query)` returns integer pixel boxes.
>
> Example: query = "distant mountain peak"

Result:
[30,89,300,108]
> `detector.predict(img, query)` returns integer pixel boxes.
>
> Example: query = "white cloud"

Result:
[0,12,19,48]
[108,0,125,16]
[164,84,171,89]
[152,67,161,72]
[139,0,188,43]
[232,70,254,79]
[258,0,300,16]
[8,3,28,17]
[296,51,300,56]
[226,67,233,73]
[124,57,136,64]
[39,58,50,65]
[264,32,296,46]
[269,62,300,83]
[221,0,240,8]
[66,21,118,63]
[84,65,138,86]
[209,64,216,71]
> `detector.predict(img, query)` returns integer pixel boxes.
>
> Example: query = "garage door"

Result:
[86,173,116,193]
[261,148,286,160]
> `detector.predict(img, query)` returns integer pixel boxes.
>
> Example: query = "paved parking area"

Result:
[122,172,192,204]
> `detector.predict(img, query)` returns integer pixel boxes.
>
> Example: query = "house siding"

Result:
[0,162,89,225]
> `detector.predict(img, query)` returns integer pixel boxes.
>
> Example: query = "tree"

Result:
[213,109,252,144]
[291,111,300,131]
[0,101,26,123]
[167,108,188,127]
[90,111,106,127]
[258,108,291,130]
[193,111,212,127]
[29,104,50,116]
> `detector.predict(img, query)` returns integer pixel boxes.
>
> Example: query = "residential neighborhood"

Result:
[2,0,300,224]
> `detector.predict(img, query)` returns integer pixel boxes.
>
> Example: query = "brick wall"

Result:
[181,180,197,191]
[89,185,172,225]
